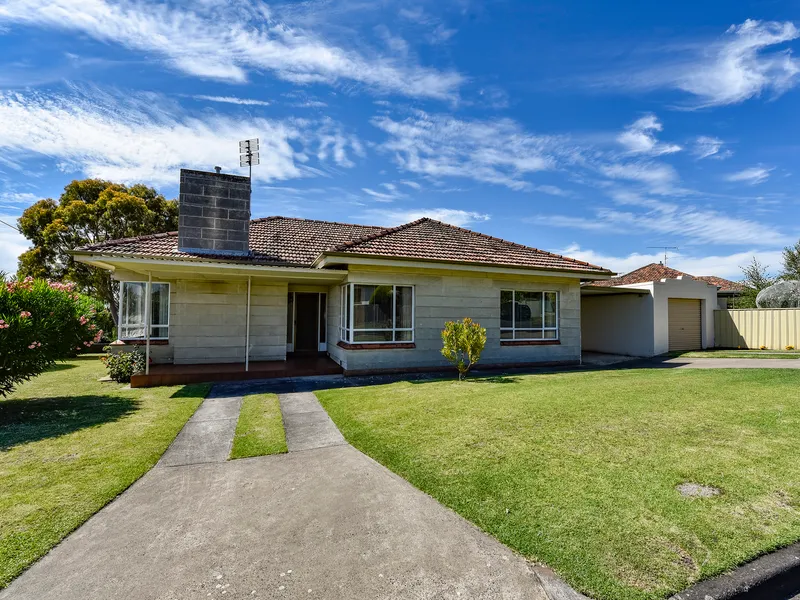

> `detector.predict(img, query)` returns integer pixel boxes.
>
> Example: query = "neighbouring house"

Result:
[694,276,746,309]
[73,168,613,386]
[580,263,723,357]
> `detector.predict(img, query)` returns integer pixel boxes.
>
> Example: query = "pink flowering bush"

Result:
[0,276,110,396]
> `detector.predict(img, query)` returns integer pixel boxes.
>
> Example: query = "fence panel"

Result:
[714,308,800,349]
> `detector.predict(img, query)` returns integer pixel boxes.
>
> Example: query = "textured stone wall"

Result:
[177,169,251,256]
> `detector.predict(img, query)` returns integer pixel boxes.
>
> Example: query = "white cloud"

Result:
[0,0,463,100]
[693,136,731,160]
[0,88,361,185]
[558,243,784,279]
[399,180,421,190]
[192,95,271,107]
[617,114,681,156]
[362,208,490,227]
[361,187,398,202]
[535,201,788,246]
[594,19,800,107]
[372,110,568,190]
[0,216,28,275]
[599,161,680,194]
[725,166,773,185]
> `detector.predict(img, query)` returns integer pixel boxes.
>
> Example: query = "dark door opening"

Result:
[294,293,321,353]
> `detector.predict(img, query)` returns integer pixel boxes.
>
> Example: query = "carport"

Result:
[580,276,718,357]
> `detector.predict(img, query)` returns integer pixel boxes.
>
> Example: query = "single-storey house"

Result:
[73,168,614,386]
[694,276,746,309]
[580,263,721,357]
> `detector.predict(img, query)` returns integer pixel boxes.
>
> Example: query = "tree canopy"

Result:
[782,240,800,281]
[17,179,178,323]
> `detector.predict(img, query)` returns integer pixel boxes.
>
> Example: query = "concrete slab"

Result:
[158,394,243,467]
[2,445,550,600]
[657,357,800,369]
[279,392,346,452]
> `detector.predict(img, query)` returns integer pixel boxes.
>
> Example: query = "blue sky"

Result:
[1,0,799,278]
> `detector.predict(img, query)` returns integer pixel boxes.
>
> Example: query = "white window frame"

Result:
[500,289,559,341]
[119,281,170,341]
[339,283,415,344]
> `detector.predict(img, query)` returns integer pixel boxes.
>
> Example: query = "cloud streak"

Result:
[617,114,681,156]
[0,0,464,100]
[0,88,362,185]
[725,166,772,185]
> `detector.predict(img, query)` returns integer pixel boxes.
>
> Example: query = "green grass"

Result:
[229,393,287,459]
[317,369,800,600]
[670,349,800,359]
[0,356,208,588]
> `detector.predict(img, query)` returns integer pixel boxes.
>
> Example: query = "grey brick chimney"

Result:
[177,169,251,256]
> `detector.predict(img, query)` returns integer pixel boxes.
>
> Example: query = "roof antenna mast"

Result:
[647,246,679,267]
[238,138,260,180]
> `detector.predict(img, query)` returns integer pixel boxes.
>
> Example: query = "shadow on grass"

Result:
[45,363,78,373]
[0,395,140,451]
[170,384,209,399]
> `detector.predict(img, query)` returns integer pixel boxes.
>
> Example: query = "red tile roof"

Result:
[695,275,746,293]
[591,262,744,292]
[75,216,611,274]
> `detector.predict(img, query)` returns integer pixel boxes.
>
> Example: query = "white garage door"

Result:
[668,299,702,351]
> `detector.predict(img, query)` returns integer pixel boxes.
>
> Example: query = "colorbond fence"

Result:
[714,308,800,349]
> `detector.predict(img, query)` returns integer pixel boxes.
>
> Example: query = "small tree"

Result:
[738,257,775,308]
[0,276,107,396]
[441,318,487,380]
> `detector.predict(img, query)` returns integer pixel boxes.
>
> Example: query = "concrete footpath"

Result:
[656,357,800,369]
[158,390,243,467]
[279,392,346,452]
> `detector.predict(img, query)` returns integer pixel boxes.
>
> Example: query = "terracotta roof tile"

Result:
[591,263,744,291]
[75,216,611,274]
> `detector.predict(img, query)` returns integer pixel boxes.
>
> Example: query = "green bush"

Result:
[441,318,487,380]
[0,277,106,396]
[101,346,145,383]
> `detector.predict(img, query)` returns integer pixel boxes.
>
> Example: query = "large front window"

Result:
[340,283,414,343]
[500,290,558,340]
[120,282,170,340]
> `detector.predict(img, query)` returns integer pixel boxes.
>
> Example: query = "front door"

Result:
[294,293,320,353]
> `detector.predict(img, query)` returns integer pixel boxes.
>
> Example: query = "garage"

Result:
[667,299,702,351]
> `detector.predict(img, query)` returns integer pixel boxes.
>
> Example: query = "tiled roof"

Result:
[591,262,744,292]
[695,275,746,293]
[328,218,610,273]
[75,216,611,274]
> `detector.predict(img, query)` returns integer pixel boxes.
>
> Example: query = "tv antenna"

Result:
[648,246,679,266]
[238,138,260,179]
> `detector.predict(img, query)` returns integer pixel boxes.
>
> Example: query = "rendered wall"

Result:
[580,293,655,357]
[650,279,717,355]
[327,265,582,372]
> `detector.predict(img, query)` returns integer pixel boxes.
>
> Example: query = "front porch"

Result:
[130,355,343,388]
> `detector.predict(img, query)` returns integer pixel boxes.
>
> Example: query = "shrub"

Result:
[101,346,145,383]
[0,277,105,396]
[441,318,487,380]
[787,345,795,351]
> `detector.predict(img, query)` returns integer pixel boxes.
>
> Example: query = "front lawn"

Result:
[671,349,800,359]
[230,393,287,459]
[0,356,208,588]
[317,369,800,600]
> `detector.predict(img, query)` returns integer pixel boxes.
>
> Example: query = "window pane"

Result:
[395,330,413,342]
[543,330,558,339]
[395,286,413,329]
[500,329,514,339]
[346,285,351,330]
[544,292,557,328]
[515,291,543,329]
[151,283,169,326]
[354,330,393,342]
[151,326,169,339]
[515,329,544,340]
[122,282,146,338]
[353,284,393,330]
[500,291,513,328]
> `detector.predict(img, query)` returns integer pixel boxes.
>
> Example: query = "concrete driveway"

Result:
[2,392,571,600]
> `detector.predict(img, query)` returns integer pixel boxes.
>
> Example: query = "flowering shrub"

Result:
[787,345,795,351]
[441,318,487,380]
[101,346,145,383]
[0,276,108,396]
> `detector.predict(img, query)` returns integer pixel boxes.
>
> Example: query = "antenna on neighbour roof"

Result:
[648,246,679,266]
[238,138,260,180]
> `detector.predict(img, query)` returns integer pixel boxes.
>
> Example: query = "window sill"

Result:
[119,339,170,346]
[500,340,560,346]
[337,341,416,350]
